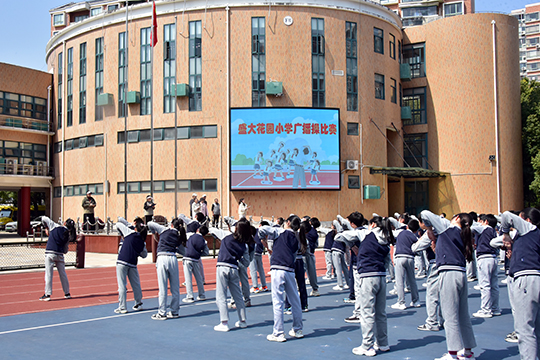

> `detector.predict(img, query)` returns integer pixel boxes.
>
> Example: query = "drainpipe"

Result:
[226,5,230,217]
[61,40,66,222]
[492,20,501,214]
[47,85,52,215]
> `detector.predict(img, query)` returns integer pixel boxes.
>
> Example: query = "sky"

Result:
[0,0,535,72]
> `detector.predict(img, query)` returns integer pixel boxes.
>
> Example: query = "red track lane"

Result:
[0,251,329,317]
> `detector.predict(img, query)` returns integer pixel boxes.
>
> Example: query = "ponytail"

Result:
[455,213,473,262]
[287,215,308,254]
[522,207,540,227]
[298,220,311,255]
[369,216,395,245]
[63,218,77,243]
[172,218,187,246]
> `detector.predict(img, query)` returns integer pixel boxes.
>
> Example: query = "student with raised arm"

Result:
[114,217,148,313]
[182,225,209,304]
[420,210,476,360]
[500,208,540,360]
[39,216,76,301]
[335,213,394,357]
[147,218,187,320]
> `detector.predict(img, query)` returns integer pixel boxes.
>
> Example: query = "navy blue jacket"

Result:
[510,228,540,278]
[331,238,347,254]
[157,229,181,256]
[254,233,265,255]
[217,234,246,269]
[476,227,498,258]
[185,233,207,261]
[186,221,201,234]
[306,227,318,254]
[395,229,418,259]
[436,227,466,271]
[270,229,299,272]
[357,232,389,278]
[323,231,335,251]
[117,232,146,267]
[46,227,69,255]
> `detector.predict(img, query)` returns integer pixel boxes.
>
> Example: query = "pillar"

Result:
[18,187,31,237]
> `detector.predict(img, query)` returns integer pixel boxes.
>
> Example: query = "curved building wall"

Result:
[403,13,522,215]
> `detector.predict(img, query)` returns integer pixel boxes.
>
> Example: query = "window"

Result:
[67,47,73,127]
[58,52,63,129]
[252,17,266,107]
[403,87,426,125]
[398,40,402,64]
[119,32,127,118]
[312,18,325,108]
[528,49,540,59]
[53,13,65,26]
[90,8,102,16]
[116,125,218,144]
[79,42,87,124]
[444,2,463,17]
[346,21,358,112]
[108,4,119,12]
[127,131,139,143]
[404,133,428,169]
[527,62,540,72]
[74,15,88,22]
[65,139,73,150]
[526,12,540,22]
[164,24,176,113]
[204,125,218,138]
[189,21,202,111]
[348,175,360,189]
[347,122,359,136]
[95,37,104,121]
[526,24,540,35]
[95,134,104,146]
[374,28,384,54]
[191,180,203,192]
[403,43,425,78]
[390,78,397,104]
[389,33,396,59]
[0,92,47,120]
[141,28,152,115]
[375,74,385,100]
[127,182,140,193]
[178,180,189,191]
[528,37,540,47]
[190,126,203,138]
[163,128,176,140]
[139,130,151,142]
[205,179,217,191]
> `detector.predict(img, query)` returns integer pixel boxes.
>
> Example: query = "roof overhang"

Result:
[369,166,447,178]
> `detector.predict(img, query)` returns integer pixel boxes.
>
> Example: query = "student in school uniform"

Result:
[390,219,421,310]
[304,216,320,297]
[335,213,394,356]
[420,210,476,360]
[471,214,501,318]
[182,225,210,303]
[500,208,540,359]
[259,215,307,342]
[250,221,269,293]
[331,221,350,291]
[147,218,187,320]
[114,217,148,313]
[39,217,76,301]
[322,224,337,280]
[214,219,252,332]
[283,220,310,313]
[180,213,209,285]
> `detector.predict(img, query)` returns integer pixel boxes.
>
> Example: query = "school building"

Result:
[0,0,522,232]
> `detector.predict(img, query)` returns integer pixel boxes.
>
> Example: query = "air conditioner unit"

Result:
[36,161,47,176]
[6,158,18,174]
[346,160,359,171]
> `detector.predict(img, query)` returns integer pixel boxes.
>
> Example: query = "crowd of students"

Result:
[38,207,540,360]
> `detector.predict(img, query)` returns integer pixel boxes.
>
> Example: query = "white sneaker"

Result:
[235,320,247,328]
[310,290,320,297]
[373,343,390,352]
[352,346,376,356]
[492,310,502,316]
[333,285,344,291]
[288,329,304,338]
[405,287,411,293]
[391,302,407,310]
[410,301,421,308]
[197,295,206,301]
[344,284,350,289]
[114,308,128,314]
[457,349,475,359]
[267,333,287,342]
[389,288,398,295]
[322,275,332,280]
[435,353,457,360]
[472,310,492,318]
[214,323,230,332]
[182,297,195,303]
[166,311,179,319]
[422,283,428,288]
[473,285,481,291]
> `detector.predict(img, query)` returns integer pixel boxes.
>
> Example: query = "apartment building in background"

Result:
[511,3,540,80]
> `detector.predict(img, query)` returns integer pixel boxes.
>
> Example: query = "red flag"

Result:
[151,0,158,47]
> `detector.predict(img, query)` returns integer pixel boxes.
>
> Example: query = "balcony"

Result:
[0,162,54,177]
[0,115,55,133]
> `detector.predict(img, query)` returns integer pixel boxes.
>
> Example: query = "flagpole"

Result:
[174,15,178,218]
[150,0,155,199]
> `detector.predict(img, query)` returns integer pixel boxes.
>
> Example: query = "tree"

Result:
[0,191,16,206]
[521,78,540,207]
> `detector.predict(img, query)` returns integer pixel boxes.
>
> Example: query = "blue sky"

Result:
[0,0,534,72]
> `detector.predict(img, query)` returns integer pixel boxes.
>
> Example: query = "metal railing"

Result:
[0,241,78,271]
[0,115,55,132]
[0,163,54,177]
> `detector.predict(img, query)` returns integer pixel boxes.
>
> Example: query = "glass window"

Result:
[127,131,139,143]
[91,8,102,16]
[88,184,97,194]
[191,180,203,191]
[96,183,104,194]
[403,43,425,78]
[191,126,203,138]
[204,179,217,191]
[444,2,463,17]
[389,33,396,59]
[312,18,325,108]
[404,133,428,169]
[141,28,152,115]
[165,180,176,191]
[80,42,87,124]
[178,180,190,191]
[391,78,397,104]
[178,127,189,139]
[375,74,385,100]
[526,24,540,35]
[119,32,127,118]
[65,186,74,196]
[79,137,87,148]
[153,181,164,192]
[118,132,126,144]
[53,13,65,26]
[54,187,62,197]
[374,28,384,54]
[346,21,358,112]
[141,182,151,192]
[252,17,266,107]
[204,125,218,138]
[526,12,540,22]
[189,21,202,111]
[95,134,104,146]
[118,182,126,194]
[95,37,104,121]
[72,138,79,149]
[127,182,140,193]
[163,23,176,113]
[164,128,176,140]
[153,129,163,141]
[347,122,359,136]
[65,139,73,150]
[403,87,426,125]
[87,135,95,147]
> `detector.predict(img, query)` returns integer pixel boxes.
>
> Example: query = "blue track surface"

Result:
[0,273,519,359]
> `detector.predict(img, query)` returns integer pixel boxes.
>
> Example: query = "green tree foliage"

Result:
[521,78,540,207]
[0,191,16,206]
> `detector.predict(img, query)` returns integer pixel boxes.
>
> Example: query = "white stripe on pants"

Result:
[271,269,302,335]
[358,276,388,350]
[438,270,476,351]
[477,257,500,314]
[44,253,69,296]
[116,263,142,310]
[513,275,540,360]
[156,255,180,316]
[216,266,246,323]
